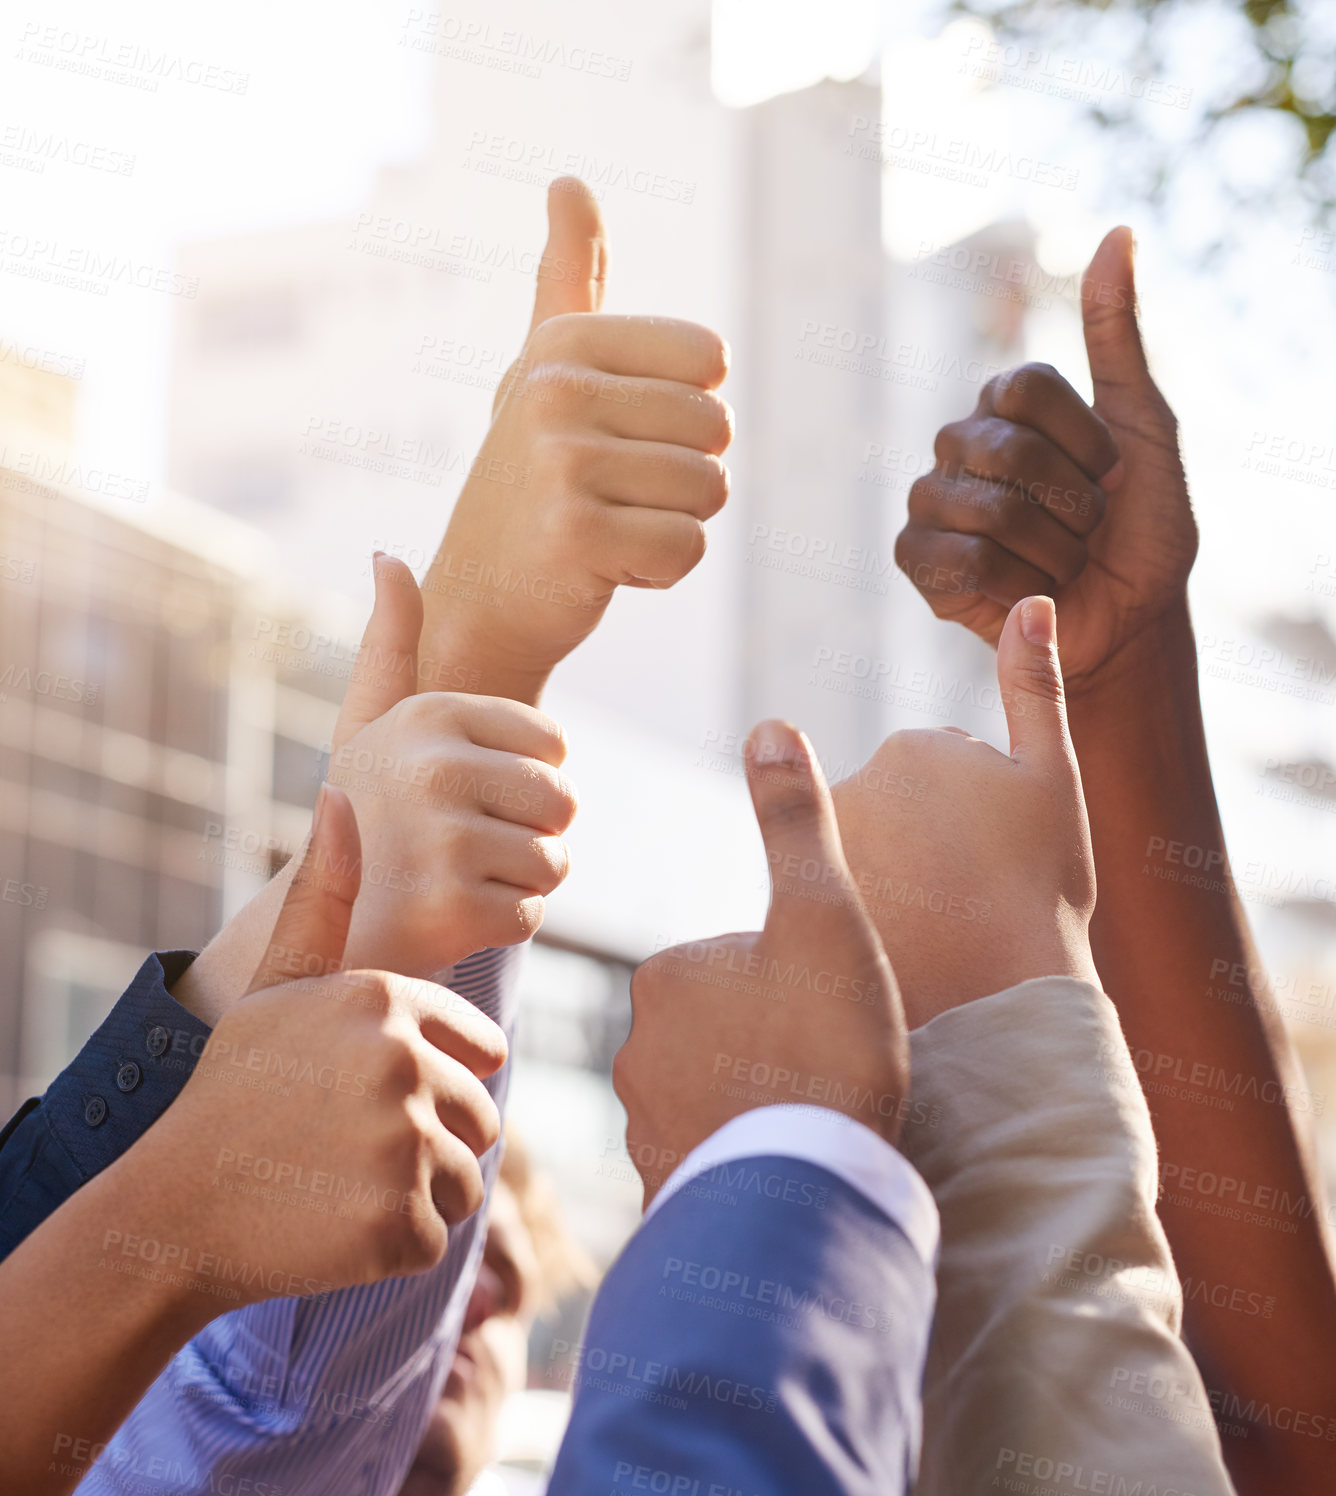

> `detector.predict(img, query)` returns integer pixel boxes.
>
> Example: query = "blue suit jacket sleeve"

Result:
[0,950,208,1263]
[548,1155,935,1496]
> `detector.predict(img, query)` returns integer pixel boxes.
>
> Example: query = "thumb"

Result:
[745,719,862,935]
[997,596,1073,767]
[333,552,422,749]
[246,784,361,994]
[1081,225,1155,408]
[526,177,607,334]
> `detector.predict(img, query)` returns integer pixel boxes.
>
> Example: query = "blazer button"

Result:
[84,1095,108,1127]
[146,1026,169,1057]
[116,1061,142,1093]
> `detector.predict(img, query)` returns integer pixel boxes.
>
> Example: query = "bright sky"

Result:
[0,0,434,488]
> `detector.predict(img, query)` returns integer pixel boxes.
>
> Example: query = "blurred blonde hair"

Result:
[498,1130,597,1316]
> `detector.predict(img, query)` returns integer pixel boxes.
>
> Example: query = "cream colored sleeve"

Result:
[899,977,1236,1496]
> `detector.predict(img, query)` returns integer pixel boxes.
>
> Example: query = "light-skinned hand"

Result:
[328,552,577,976]
[422,176,733,705]
[831,596,1100,1028]
[614,719,909,1204]
[148,783,509,1298]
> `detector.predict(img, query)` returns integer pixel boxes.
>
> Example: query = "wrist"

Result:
[416,617,554,709]
[170,860,297,1024]
[84,1126,260,1327]
[1064,596,1197,718]
[901,929,1099,1029]
[1063,598,1213,814]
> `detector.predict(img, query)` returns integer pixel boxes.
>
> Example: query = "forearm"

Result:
[1068,602,1336,1482]
[0,1137,220,1492]
[418,545,551,708]
[901,978,1233,1496]
[550,1156,933,1496]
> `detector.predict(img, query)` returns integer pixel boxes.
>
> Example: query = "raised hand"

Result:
[167,552,576,1027]
[895,228,1197,692]
[614,720,908,1203]
[152,784,509,1297]
[331,552,577,976]
[831,597,1099,1027]
[422,177,733,705]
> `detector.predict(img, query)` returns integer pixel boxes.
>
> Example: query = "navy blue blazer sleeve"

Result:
[548,1155,935,1496]
[0,950,208,1263]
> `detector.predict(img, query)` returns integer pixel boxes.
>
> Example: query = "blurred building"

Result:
[0,356,366,1119]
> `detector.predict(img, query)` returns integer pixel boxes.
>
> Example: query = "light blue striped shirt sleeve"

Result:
[77,944,521,1496]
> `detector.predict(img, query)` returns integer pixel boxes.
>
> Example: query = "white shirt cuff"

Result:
[644,1105,939,1271]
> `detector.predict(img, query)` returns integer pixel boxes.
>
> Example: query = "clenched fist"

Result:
[896,227,1197,693]
[614,720,909,1204]
[424,177,733,705]
[157,784,508,1296]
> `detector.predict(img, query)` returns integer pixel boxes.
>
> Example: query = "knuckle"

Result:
[1011,360,1060,399]
[696,391,734,454]
[344,969,396,1017]
[933,419,967,465]
[906,475,941,525]
[474,1093,502,1153]
[1010,656,1065,706]
[962,534,999,585]
[533,708,567,756]
[995,423,1043,475]
[524,359,587,415]
[698,454,729,517]
[529,835,570,893]
[610,1046,630,1104]
[761,791,822,841]
[679,518,708,573]
[476,1020,509,1075]
[525,313,582,361]
[379,1031,424,1093]
[534,431,594,489]
[425,756,467,808]
[696,327,730,387]
[544,770,579,829]
[990,362,1055,418]
[482,892,545,948]
[454,1157,487,1221]
[628,955,667,1012]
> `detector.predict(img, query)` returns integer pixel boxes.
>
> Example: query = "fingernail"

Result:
[1021,596,1056,646]
[1101,457,1125,489]
[311,783,327,837]
[750,719,806,768]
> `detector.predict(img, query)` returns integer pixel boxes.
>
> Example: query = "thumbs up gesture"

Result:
[831,598,1100,1029]
[614,721,909,1205]
[323,552,577,978]
[895,227,1198,694]
[155,782,509,1296]
[423,178,733,706]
